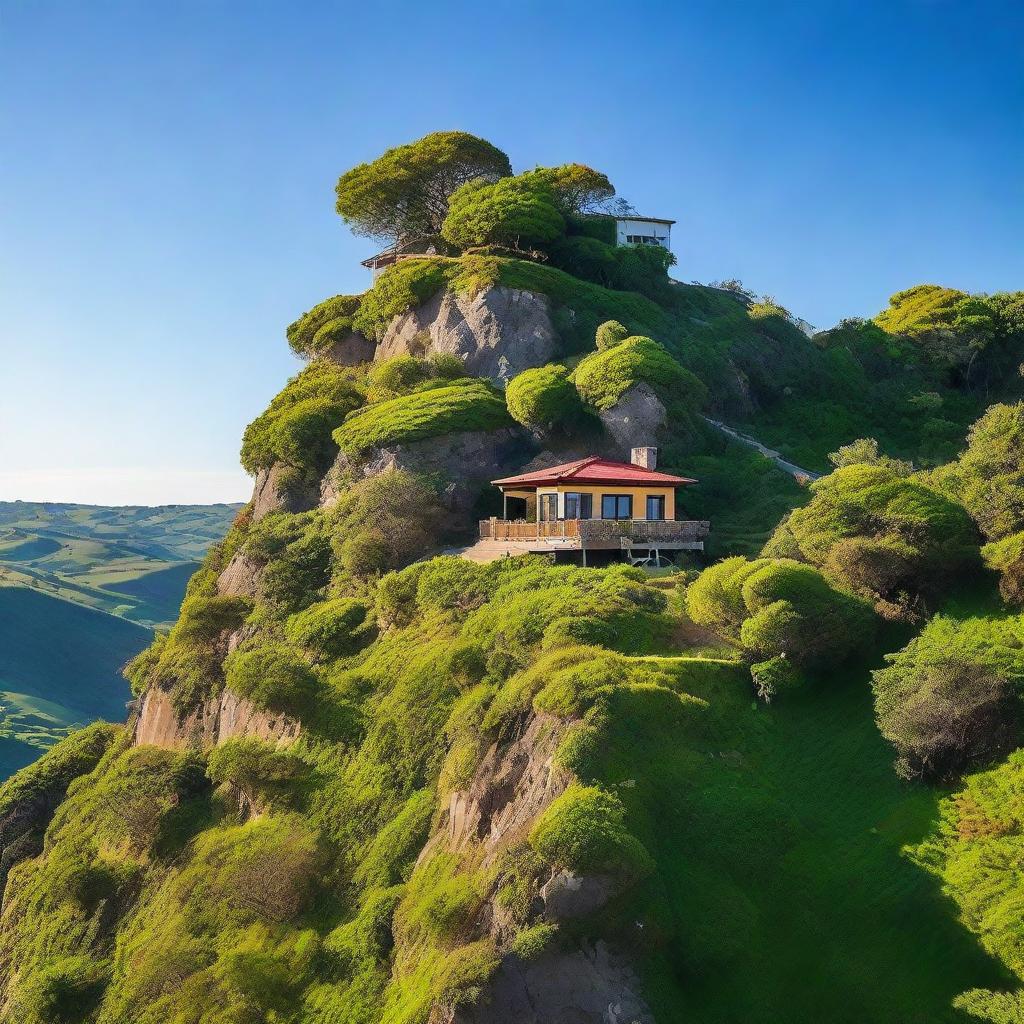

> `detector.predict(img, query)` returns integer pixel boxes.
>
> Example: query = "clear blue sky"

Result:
[1,0,1021,504]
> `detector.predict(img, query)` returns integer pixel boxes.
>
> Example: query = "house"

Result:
[478,447,709,564]
[361,214,675,278]
[612,216,674,251]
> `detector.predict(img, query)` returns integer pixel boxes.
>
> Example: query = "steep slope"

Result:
[1,132,1022,1023]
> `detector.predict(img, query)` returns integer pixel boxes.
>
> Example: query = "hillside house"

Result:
[361,215,674,278]
[478,447,709,564]
[612,215,674,250]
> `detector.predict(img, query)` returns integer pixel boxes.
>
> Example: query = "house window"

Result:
[564,492,592,520]
[601,494,633,520]
[539,494,558,522]
[646,495,666,521]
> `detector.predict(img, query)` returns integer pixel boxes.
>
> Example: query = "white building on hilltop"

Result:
[613,215,674,250]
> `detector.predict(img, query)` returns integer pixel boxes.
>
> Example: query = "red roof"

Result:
[492,456,696,489]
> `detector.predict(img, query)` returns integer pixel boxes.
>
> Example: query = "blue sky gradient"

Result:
[1,0,1021,503]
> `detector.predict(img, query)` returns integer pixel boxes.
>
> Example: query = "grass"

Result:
[334,379,512,459]
[589,654,1010,1023]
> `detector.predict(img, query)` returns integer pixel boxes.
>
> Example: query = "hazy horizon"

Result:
[2,0,1021,505]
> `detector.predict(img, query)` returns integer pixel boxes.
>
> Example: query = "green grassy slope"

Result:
[599,655,1009,1023]
[0,502,239,627]
[0,586,149,749]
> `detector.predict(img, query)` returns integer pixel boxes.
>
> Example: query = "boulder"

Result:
[321,427,528,516]
[376,286,557,385]
[321,330,377,367]
[250,463,317,523]
[598,382,667,451]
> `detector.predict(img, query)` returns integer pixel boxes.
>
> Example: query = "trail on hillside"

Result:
[702,415,822,482]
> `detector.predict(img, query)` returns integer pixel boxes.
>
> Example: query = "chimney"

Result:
[631,447,658,470]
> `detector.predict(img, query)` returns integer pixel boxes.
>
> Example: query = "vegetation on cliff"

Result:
[6,129,1024,1024]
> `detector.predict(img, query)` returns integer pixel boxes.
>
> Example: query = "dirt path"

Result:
[701,416,822,482]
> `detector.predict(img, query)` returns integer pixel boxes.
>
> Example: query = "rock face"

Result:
[447,943,654,1024]
[251,463,319,523]
[599,382,667,451]
[133,686,300,751]
[321,330,376,367]
[321,427,529,516]
[375,286,557,385]
[421,711,654,1024]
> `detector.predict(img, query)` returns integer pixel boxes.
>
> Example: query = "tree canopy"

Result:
[335,131,512,242]
[441,176,564,251]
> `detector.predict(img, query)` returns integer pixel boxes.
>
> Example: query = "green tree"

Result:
[505,364,583,434]
[335,131,512,241]
[517,163,615,214]
[441,176,564,251]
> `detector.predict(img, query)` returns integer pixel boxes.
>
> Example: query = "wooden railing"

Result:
[479,518,709,545]
[480,518,580,541]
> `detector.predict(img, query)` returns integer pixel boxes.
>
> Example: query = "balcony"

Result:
[478,517,709,551]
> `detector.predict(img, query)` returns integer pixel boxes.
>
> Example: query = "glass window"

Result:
[646,495,666,521]
[539,494,558,521]
[601,494,632,520]
[563,493,593,520]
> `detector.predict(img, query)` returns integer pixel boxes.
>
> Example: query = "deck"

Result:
[478,517,709,552]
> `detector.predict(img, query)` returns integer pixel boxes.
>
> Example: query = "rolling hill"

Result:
[0,502,240,769]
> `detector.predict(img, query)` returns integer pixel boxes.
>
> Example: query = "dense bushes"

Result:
[914,750,1024,990]
[768,463,979,617]
[442,175,564,251]
[932,404,1024,602]
[504,364,583,434]
[240,363,365,475]
[333,378,511,459]
[529,784,651,875]
[872,615,1024,779]
[686,556,873,671]
[366,353,465,402]
[224,645,319,718]
[286,294,362,357]
[286,598,372,660]
[573,334,707,412]
[595,319,629,351]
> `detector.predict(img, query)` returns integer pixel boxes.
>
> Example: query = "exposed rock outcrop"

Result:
[418,711,654,1024]
[321,427,529,516]
[445,942,654,1024]
[321,330,377,367]
[251,463,319,523]
[598,382,667,451]
[133,686,300,751]
[375,286,557,385]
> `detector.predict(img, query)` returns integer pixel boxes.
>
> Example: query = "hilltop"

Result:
[1,131,1023,1024]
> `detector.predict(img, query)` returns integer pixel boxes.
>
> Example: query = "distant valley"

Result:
[0,501,240,774]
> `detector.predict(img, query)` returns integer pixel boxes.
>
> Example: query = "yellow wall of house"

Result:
[534,485,677,520]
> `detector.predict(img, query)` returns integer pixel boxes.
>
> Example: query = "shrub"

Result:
[573,335,707,412]
[375,563,427,627]
[750,656,801,703]
[872,615,1024,779]
[686,557,873,668]
[286,599,372,660]
[224,645,318,719]
[505,364,582,434]
[330,472,445,577]
[541,615,616,651]
[595,320,629,351]
[245,511,333,614]
[241,363,365,475]
[529,784,651,875]
[286,294,362,357]
[442,175,564,251]
[511,922,559,961]
[206,738,307,809]
[17,954,109,1024]
[368,355,429,401]
[983,532,1024,604]
[333,378,511,459]
[775,463,979,612]
[353,259,448,341]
